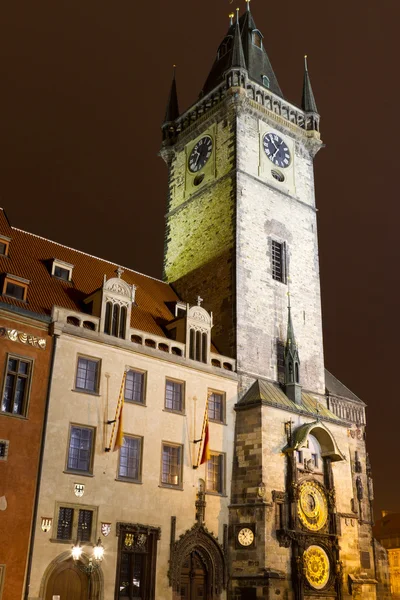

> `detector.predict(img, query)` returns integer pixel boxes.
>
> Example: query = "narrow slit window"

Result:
[271,240,286,283]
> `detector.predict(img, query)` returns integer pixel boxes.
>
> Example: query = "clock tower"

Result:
[160,4,381,600]
[160,3,324,396]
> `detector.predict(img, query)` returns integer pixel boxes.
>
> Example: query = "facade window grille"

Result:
[66,425,95,474]
[118,435,142,481]
[1,355,32,416]
[124,369,146,404]
[206,453,225,494]
[161,443,182,487]
[271,240,286,283]
[75,356,100,393]
[117,525,159,599]
[56,505,95,543]
[208,391,224,423]
[0,440,9,461]
[165,379,184,413]
[77,509,93,542]
[57,507,74,540]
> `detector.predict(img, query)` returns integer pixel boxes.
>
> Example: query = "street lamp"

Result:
[71,538,104,600]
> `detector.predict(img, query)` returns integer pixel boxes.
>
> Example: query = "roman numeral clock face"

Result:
[188,136,213,173]
[263,133,291,168]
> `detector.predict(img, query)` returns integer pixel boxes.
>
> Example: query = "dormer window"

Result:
[104,302,127,339]
[0,236,11,257]
[252,30,263,49]
[2,275,29,301]
[51,259,74,281]
[262,75,270,89]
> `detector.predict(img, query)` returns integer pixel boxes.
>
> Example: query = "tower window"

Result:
[271,240,286,283]
[104,301,128,339]
[252,31,262,48]
[262,75,270,89]
[189,328,208,364]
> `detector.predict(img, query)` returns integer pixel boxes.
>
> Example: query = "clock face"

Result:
[263,132,291,168]
[297,481,328,532]
[188,136,213,173]
[303,545,330,590]
[237,527,254,547]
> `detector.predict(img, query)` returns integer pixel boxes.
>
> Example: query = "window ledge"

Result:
[0,411,28,420]
[115,477,143,485]
[162,409,186,417]
[71,388,101,397]
[124,399,146,407]
[158,484,184,491]
[63,470,94,478]
[205,491,228,497]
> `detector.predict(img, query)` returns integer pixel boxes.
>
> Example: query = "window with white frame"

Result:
[51,259,74,281]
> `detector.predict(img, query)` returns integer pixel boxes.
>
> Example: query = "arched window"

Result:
[189,329,195,360]
[112,304,120,337]
[262,75,270,89]
[104,301,112,335]
[195,330,202,362]
[119,306,127,338]
[295,363,299,383]
[202,333,207,363]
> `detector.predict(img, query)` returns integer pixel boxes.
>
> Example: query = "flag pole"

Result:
[105,370,127,452]
[194,392,211,469]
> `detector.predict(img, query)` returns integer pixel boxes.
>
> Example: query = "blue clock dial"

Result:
[188,136,213,173]
[263,133,291,169]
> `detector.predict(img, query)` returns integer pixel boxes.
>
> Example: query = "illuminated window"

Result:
[206,453,225,494]
[55,503,97,543]
[161,443,182,487]
[1,355,32,417]
[208,391,225,423]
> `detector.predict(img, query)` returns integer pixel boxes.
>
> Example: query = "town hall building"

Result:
[0,3,391,600]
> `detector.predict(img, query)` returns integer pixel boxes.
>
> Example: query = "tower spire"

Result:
[230,9,246,70]
[245,0,251,11]
[301,55,318,114]
[284,291,302,405]
[164,65,180,125]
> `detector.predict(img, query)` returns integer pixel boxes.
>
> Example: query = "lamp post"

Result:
[72,538,104,600]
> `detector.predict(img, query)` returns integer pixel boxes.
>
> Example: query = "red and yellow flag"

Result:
[200,414,210,464]
[113,397,124,452]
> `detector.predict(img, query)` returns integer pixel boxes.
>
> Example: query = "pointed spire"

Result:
[229,12,234,27]
[230,9,246,69]
[301,55,318,114]
[164,65,180,124]
[246,0,251,11]
[284,290,302,405]
[285,292,297,354]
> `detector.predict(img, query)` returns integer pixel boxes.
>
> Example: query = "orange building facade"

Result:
[0,210,53,600]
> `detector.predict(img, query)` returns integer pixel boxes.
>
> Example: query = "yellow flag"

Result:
[113,399,124,452]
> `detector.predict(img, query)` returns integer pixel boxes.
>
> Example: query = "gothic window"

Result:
[295,362,299,383]
[208,391,225,423]
[1,355,32,416]
[165,379,184,413]
[124,369,146,404]
[206,452,225,494]
[189,328,208,364]
[66,424,95,474]
[104,301,128,339]
[308,434,322,470]
[271,240,286,283]
[75,356,100,393]
[252,30,262,48]
[161,443,182,487]
[262,75,270,88]
[55,503,97,543]
[116,525,159,599]
[118,435,142,482]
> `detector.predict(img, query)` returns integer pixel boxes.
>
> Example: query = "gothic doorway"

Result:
[180,551,207,599]
[44,558,88,600]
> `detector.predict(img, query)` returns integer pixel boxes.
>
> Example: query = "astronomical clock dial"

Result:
[297,481,328,532]
[263,132,291,168]
[303,545,330,590]
[237,527,254,547]
[188,136,213,173]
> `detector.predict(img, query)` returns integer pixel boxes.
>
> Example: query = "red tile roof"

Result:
[0,208,179,338]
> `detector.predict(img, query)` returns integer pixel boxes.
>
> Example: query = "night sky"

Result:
[0,1,398,518]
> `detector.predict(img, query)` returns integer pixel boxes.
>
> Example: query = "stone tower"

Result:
[160,5,382,600]
[160,4,324,396]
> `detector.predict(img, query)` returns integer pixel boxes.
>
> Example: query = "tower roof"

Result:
[301,56,318,114]
[230,12,246,70]
[285,294,299,360]
[202,6,283,97]
[164,67,180,124]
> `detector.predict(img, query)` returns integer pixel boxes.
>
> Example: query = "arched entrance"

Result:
[45,558,88,600]
[169,524,226,599]
[180,551,207,599]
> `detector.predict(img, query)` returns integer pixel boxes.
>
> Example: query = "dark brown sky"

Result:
[0,1,398,517]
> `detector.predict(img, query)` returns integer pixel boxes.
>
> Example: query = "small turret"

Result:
[301,56,320,133]
[284,293,301,405]
[162,66,180,141]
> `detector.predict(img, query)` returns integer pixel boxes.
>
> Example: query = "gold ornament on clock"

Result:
[303,545,330,590]
[297,481,328,532]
